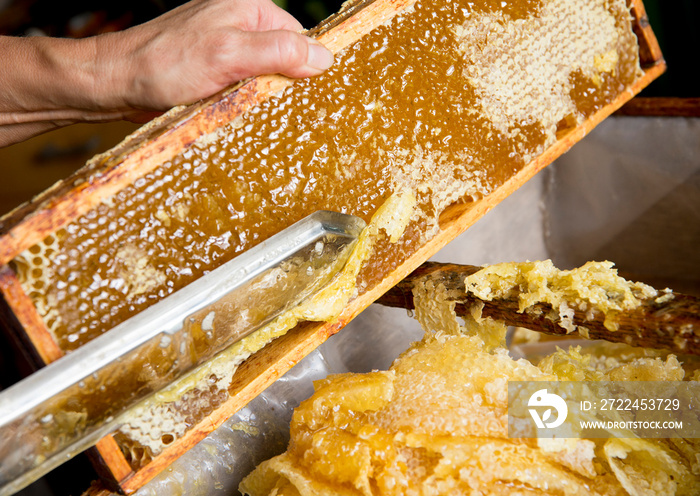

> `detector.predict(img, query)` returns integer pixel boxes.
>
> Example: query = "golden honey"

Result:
[241,262,700,496]
[109,191,413,464]
[242,338,700,495]
[13,0,643,464]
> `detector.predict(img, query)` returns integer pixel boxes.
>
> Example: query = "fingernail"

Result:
[307,42,334,72]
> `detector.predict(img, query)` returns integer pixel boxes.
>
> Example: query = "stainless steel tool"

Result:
[0,211,365,496]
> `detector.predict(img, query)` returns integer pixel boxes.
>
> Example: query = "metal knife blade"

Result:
[0,210,365,496]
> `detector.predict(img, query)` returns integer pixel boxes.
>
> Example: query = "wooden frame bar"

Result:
[0,0,665,493]
[616,97,700,117]
[0,266,62,364]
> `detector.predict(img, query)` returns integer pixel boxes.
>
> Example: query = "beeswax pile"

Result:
[241,262,700,496]
[12,0,642,466]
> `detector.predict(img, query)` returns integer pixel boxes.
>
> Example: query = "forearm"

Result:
[0,121,62,146]
[0,35,134,147]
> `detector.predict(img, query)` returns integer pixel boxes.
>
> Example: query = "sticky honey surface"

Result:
[12,0,642,465]
[240,262,700,496]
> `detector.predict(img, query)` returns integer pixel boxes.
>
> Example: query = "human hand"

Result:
[0,0,333,146]
[98,0,334,112]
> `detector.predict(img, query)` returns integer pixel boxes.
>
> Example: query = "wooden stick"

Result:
[375,262,700,355]
[629,0,664,68]
[87,437,133,494]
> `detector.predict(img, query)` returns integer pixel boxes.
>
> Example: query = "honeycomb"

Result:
[240,263,700,496]
[12,0,642,464]
[115,376,229,465]
[464,259,659,334]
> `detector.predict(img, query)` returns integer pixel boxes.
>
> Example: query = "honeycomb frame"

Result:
[0,0,664,493]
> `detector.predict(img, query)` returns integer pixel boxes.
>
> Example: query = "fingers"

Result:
[250,0,304,32]
[231,30,334,80]
[274,12,304,33]
[110,0,333,112]
[266,6,304,32]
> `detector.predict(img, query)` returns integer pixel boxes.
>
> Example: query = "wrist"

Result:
[39,33,142,117]
[89,31,140,113]
[52,33,137,116]
[25,36,100,114]
[0,33,149,146]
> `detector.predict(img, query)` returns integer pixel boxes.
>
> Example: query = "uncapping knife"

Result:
[0,210,365,496]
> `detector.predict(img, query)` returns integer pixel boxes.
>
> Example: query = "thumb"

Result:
[233,30,334,80]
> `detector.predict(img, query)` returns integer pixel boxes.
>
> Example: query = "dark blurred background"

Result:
[0,0,695,494]
[640,0,698,97]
